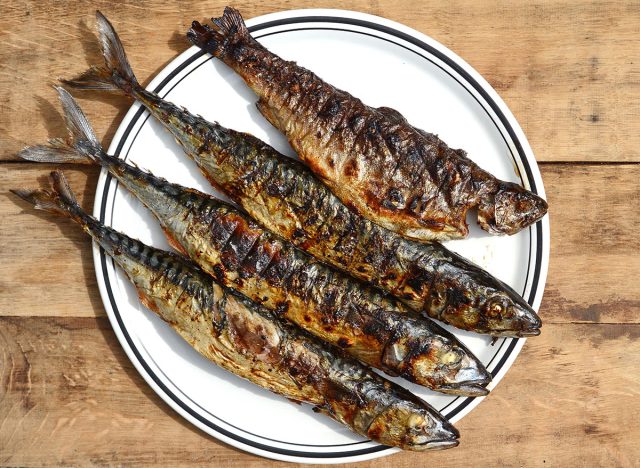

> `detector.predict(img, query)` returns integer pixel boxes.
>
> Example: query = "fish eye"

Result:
[441,348,462,366]
[487,297,509,318]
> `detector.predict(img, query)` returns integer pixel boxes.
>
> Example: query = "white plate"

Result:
[92,9,550,464]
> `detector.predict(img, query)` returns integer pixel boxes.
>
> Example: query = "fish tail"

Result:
[11,171,84,223]
[187,7,251,55]
[18,87,106,166]
[62,11,138,95]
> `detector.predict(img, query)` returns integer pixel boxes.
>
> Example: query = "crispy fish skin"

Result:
[186,7,548,242]
[60,12,541,337]
[20,87,491,397]
[12,171,460,451]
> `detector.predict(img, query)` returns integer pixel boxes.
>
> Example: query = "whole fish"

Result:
[21,87,491,396]
[61,11,541,337]
[11,171,460,451]
[65,13,541,336]
[186,7,548,242]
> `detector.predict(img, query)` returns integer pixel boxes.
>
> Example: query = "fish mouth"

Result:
[441,353,492,397]
[438,380,490,397]
[515,327,541,337]
[487,299,542,337]
[422,439,460,450]
[410,417,460,451]
[492,307,542,337]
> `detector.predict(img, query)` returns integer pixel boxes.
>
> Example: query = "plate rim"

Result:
[91,8,550,464]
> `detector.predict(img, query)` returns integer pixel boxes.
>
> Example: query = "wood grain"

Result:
[1,2,638,466]
[2,163,638,324]
[1,317,638,467]
[0,164,102,319]
[0,1,638,162]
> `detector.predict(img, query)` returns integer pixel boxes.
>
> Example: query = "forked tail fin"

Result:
[187,7,251,56]
[62,11,139,94]
[11,171,85,223]
[18,87,105,165]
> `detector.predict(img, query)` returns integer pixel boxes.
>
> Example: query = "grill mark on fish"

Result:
[13,169,461,450]
[187,8,548,242]
[118,166,487,391]
[57,12,541,340]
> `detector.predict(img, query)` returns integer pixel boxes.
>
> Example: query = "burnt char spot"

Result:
[348,113,366,133]
[404,264,432,295]
[209,212,238,248]
[322,288,339,313]
[291,228,306,240]
[262,249,290,287]
[405,147,422,166]
[343,159,358,177]
[408,195,428,214]
[385,132,402,150]
[243,241,277,276]
[275,301,289,316]
[361,314,392,343]
[337,337,351,348]
[366,120,382,138]
[446,285,470,308]
[318,97,342,119]
[381,189,405,211]
[211,264,226,283]
[265,178,294,198]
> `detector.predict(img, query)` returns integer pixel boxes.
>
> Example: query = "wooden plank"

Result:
[1,163,639,323]
[0,164,102,317]
[541,163,640,324]
[1,317,638,466]
[0,1,638,163]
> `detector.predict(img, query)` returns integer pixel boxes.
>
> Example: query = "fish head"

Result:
[445,263,544,337]
[407,328,492,397]
[478,291,542,337]
[478,181,548,235]
[368,401,460,451]
[432,258,542,337]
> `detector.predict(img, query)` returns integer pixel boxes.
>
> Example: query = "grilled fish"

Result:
[11,171,461,451]
[61,11,541,337]
[21,86,491,396]
[187,7,548,242]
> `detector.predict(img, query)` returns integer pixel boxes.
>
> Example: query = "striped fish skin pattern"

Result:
[60,7,541,338]
[11,171,460,451]
[55,16,493,396]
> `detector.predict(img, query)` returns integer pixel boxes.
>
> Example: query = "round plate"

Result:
[93,9,549,464]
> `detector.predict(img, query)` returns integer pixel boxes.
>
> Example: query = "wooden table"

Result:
[1,1,638,466]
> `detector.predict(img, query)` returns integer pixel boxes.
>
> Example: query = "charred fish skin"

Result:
[56,13,541,337]
[11,172,460,451]
[132,95,540,339]
[22,88,490,396]
[187,8,548,241]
